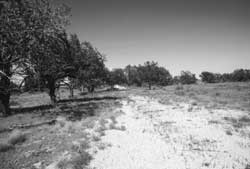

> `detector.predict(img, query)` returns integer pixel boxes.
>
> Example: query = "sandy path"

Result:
[89,95,250,169]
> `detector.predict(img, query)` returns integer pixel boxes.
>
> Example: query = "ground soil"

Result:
[1,84,250,169]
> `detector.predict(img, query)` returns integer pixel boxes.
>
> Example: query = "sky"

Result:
[60,0,250,76]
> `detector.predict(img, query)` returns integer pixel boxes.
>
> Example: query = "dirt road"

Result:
[90,95,250,169]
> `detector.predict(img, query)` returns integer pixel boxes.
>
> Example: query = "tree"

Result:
[22,68,45,92]
[0,0,65,114]
[30,31,75,104]
[106,68,127,89]
[77,42,106,93]
[172,76,180,84]
[66,34,86,97]
[138,61,173,89]
[124,65,142,86]
[232,69,250,82]
[0,0,30,115]
[156,67,173,86]
[125,62,173,89]
[200,71,216,83]
[0,0,73,114]
[221,73,233,82]
[138,61,159,89]
[179,71,197,84]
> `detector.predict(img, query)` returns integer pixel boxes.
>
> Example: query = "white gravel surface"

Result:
[90,95,250,169]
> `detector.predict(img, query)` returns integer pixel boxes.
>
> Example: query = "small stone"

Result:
[33,161,42,169]
[203,162,210,167]
[24,150,35,158]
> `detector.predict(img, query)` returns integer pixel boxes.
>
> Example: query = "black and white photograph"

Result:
[0,0,250,169]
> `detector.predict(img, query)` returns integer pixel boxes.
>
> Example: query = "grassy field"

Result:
[136,82,250,111]
[10,82,250,111]
[0,82,249,169]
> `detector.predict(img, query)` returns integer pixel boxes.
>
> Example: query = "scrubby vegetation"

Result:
[200,69,250,83]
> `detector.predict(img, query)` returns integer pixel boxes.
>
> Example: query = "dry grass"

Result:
[57,151,92,169]
[10,92,51,108]
[136,82,250,111]
[71,140,90,153]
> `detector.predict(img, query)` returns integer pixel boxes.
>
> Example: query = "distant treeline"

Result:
[122,62,197,89]
[22,61,250,93]
[200,69,250,83]
[106,65,250,89]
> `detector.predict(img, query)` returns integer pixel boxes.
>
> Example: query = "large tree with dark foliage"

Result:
[124,65,142,86]
[30,31,75,104]
[0,0,71,115]
[232,69,250,82]
[138,61,172,89]
[179,71,197,84]
[156,67,173,86]
[200,71,217,83]
[200,69,250,83]
[106,68,127,88]
[77,42,106,93]
[138,61,159,89]
[125,62,172,89]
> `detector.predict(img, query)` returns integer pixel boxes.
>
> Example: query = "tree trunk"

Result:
[81,85,84,92]
[69,85,74,98]
[87,85,95,93]
[49,86,56,105]
[91,85,95,93]
[47,78,57,105]
[0,91,11,116]
[0,66,11,116]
